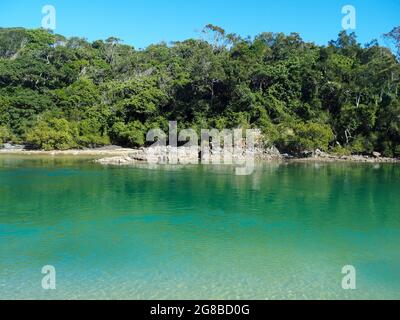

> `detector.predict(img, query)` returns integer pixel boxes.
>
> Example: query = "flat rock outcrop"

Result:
[95,145,283,165]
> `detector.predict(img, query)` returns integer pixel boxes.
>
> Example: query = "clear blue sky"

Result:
[0,0,399,49]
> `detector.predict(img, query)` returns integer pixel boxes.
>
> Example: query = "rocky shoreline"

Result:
[1,143,398,164]
[293,149,399,163]
[0,144,137,156]
[96,145,284,165]
[94,146,400,165]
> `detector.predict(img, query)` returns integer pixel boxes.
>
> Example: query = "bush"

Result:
[0,125,13,143]
[330,144,351,156]
[277,122,334,154]
[77,118,110,147]
[349,135,375,154]
[25,118,78,150]
[395,145,400,158]
[380,141,395,158]
[110,121,146,147]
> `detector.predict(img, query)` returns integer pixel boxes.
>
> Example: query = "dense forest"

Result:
[0,25,399,156]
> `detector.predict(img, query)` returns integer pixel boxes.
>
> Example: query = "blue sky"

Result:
[0,0,399,49]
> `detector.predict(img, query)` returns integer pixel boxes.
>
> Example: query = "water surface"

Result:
[0,156,399,299]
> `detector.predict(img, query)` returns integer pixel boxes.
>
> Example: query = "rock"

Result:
[301,150,313,158]
[1,143,25,150]
[265,146,281,157]
[315,149,329,158]
[95,155,136,165]
[96,144,283,166]
[129,149,147,161]
[145,146,199,164]
[95,146,400,166]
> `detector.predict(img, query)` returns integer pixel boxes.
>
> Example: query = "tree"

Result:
[278,122,334,154]
[0,125,13,143]
[385,26,400,60]
[25,118,78,150]
[0,26,398,156]
[110,121,146,147]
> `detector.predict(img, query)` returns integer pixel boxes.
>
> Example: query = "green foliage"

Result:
[0,125,13,143]
[349,134,376,154]
[331,145,352,156]
[277,122,334,154]
[77,118,110,147]
[55,78,100,119]
[395,144,400,157]
[0,27,399,156]
[110,121,146,147]
[25,118,78,150]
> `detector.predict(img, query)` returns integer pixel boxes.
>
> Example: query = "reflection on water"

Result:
[0,156,400,299]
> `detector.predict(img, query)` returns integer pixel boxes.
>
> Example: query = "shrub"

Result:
[0,125,13,143]
[25,118,78,150]
[395,144,400,158]
[330,145,351,156]
[110,121,146,147]
[349,135,375,154]
[277,122,334,154]
[77,118,110,148]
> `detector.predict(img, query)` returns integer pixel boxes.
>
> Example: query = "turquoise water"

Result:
[0,156,399,300]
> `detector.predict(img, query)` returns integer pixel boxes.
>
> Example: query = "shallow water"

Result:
[0,156,399,300]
